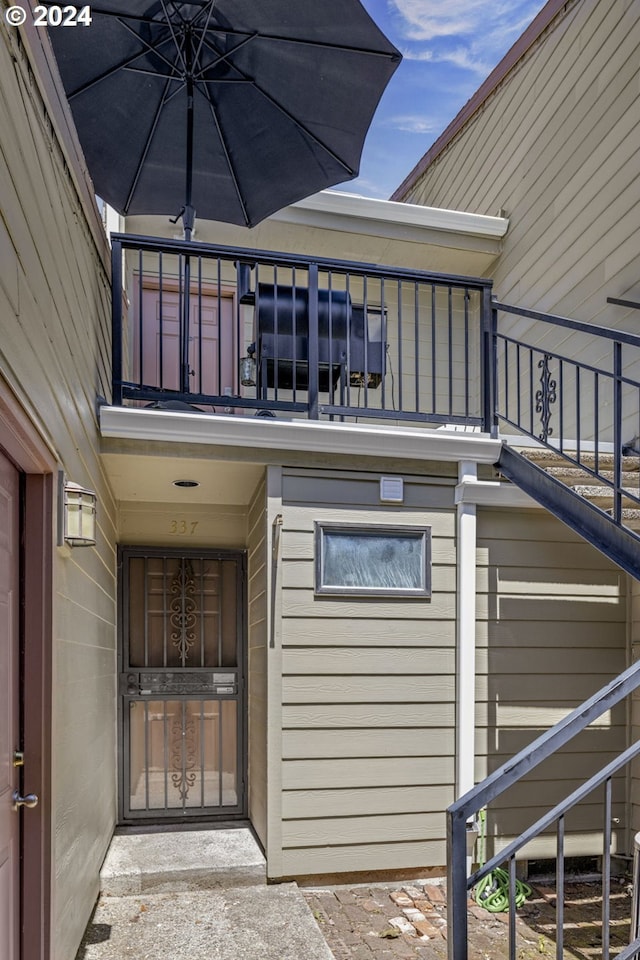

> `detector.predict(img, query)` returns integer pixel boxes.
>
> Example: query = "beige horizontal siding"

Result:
[280,840,446,877]
[0,23,116,960]
[274,468,456,878]
[476,507,628,859]
[400,0,640,440]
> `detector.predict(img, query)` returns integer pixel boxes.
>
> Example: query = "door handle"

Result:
[12,790,39,810]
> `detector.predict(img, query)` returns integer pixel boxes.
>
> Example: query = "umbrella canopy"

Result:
[48,0,401,233]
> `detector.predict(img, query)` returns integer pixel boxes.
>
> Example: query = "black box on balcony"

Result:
[255,284,385,392]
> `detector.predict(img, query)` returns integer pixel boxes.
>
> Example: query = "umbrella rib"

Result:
[191,25,400,61]
[122,67,183,81]
[198,37,356,175]
[159,0,188,75]
[194,33,256,81]
[67,37,175,100]
[123,75,175,213]
[192,0,218,67]
[197,84,250,226]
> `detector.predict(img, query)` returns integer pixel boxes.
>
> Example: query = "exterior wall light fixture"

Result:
[240,344,257,387]
[58,472,97,547]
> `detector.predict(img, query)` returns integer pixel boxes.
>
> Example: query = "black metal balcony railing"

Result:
[110,233,494,427]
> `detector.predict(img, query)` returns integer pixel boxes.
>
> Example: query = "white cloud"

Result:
[388,0,545,77]
[390,0,536,42]
[391,0,503,41]
[387,114,439,134]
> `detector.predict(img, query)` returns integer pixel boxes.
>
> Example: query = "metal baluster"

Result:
[380,277,387,411]
[576,365,581,464]
[327,271,334,418]
[274,264,280,402]
[181,701,187,812]
[413,281,419,413]
[363,274,370,409]
[396,278,402,412]
[144,557,149,666]
[163,700,168,810]
[509,857,516,960]
[162,556,167,668]
[200,700,205,809]
[557,815,565,960]
[431,285,436,416]
[464,289,470,418]
[613,343,623,523]
[144,701,150,812]
[197,255,203,395]
[594,371,599,476]
[447,807,469,960]
[111,239,123,404]
[158,251,164,389]
[217,560,222,667]
[516,342,521,428]
[308,265,320,418]
[218,700,223,807]
[138,248,144,386]
[602,777,612,960]
[448,286,453,416]
[529,348,533,437]
[345,273,352,410]
[559,360,564,453]
[200,558,205,668]
[504,339,509,425]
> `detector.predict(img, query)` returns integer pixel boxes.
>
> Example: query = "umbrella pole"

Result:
[180,35,196,393]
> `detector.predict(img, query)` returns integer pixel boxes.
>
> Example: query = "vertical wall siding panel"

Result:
[274,468,456,877]
[0,25,115,960]
[476,507,627,860]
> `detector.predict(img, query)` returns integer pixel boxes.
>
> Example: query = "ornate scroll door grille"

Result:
[119,548,246,822]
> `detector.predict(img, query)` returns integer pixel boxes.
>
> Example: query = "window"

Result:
[314,522,431,598]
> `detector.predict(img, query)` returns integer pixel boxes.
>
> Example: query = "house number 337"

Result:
[169,520,199,535]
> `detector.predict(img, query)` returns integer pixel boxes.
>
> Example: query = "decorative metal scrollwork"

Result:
[170,704,197,800]
[535,354,557,442]
[169,559,197,666]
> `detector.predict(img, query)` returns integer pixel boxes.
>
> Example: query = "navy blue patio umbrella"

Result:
[47,0,401,239]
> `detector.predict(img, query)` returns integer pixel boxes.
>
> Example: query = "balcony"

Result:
[110,233,495,430]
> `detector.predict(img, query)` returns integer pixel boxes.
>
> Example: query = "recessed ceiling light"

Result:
[173,479,200,488]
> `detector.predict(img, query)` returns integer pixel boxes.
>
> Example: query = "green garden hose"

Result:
[473,808,532,913]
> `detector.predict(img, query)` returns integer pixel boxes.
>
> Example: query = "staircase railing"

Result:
[447,660,640,960]
[491,301,640,526]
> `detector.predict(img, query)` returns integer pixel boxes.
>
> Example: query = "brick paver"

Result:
[302,878,633,960]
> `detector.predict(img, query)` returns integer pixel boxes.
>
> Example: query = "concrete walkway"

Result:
[75,826,335,960]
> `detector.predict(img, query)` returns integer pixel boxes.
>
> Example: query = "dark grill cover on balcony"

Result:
[47,1,401,230]
[255,284,385,391]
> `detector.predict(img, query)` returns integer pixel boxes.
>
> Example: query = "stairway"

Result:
[496,444,640,580]
[517,447,640,530]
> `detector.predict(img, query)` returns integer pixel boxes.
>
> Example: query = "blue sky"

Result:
[342,0,547,199]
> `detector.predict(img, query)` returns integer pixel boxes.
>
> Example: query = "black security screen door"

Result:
[119,548,246,822]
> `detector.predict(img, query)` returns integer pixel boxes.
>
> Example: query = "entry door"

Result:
[119,549,246,822]
[0,452,19,959]
[132,280,237,397]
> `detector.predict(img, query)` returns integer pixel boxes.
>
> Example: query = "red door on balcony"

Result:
[132,278,237,399]
[0,451,19,960]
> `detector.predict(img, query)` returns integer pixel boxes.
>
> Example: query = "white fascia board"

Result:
[100,407,503,464]
[455,479,538,507]
[270,190,509,240]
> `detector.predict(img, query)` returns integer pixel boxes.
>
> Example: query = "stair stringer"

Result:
[497,444,640,581]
